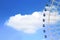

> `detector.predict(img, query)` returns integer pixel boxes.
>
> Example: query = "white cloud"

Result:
[5,6,60,34]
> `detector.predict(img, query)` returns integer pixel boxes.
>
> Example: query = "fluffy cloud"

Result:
[5,6,60,34]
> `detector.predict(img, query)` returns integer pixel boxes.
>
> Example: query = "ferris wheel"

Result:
[43,0,60,40]
[44,0,60,24]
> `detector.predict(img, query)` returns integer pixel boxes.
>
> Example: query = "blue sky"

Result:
[0,0,49,26]
[0,0,60,40]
